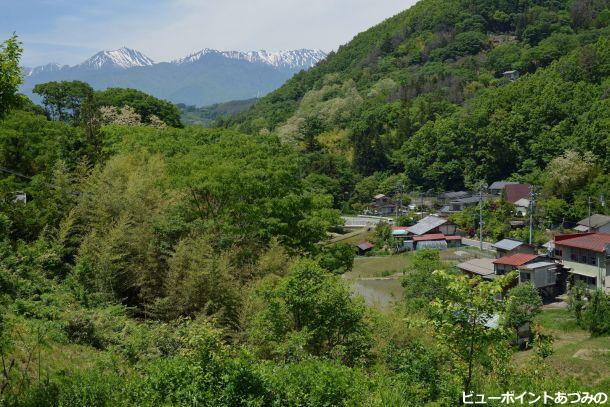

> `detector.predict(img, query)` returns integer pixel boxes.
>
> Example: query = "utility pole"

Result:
[479,183,487,251]
[395,181,404,218]
[529,186,537,245]
[587,197,591,232]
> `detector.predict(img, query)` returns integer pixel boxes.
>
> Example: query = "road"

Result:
[461,237,495,251]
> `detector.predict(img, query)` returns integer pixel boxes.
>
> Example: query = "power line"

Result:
[0,166,81,197]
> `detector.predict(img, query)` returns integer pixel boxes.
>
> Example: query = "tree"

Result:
[80,91,102,162]
[372,221,393,251]
[543,150,599,198]
[33,80,94,124]
[583,290,610,337]
[316,243,355,274]
[502,283,542,343]
[401,249,451,313]
[568,280,587,326]
[0,34,23,118]
[95,87,182,127]
[429,271,515,392]
[245,259,372,365]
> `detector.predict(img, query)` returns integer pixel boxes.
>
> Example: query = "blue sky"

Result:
[1,0,416,66]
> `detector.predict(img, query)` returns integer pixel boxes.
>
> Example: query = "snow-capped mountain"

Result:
[173,49,326,70]
[23,63,69,77]
[22,47,327,106]
[76,47,155,70]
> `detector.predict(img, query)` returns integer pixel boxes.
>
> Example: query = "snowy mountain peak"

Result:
[172,49,327,70]
[23,62,69,77]
[78,47,155,70]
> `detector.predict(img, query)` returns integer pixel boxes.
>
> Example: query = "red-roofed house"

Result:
[504,184,532,204]
[493,253,539,274]
[412,233,445,242]
[357,241,374,255]
[490,252,560,294]
[554,233,610,291]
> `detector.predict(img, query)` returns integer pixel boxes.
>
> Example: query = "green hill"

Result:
[230,0,609,193]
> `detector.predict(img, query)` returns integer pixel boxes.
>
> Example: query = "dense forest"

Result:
[228,0,609,222]
[1,0,610,405]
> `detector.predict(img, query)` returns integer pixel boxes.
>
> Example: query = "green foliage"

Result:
[401,249,452,313]
[245,259,372,365]
[583,289,610,336]
[2,1,610,404]
[316,243,355,274]
[429,271,516,392]
[95,88,182,128]
[568,280,588,326]
[33,80,94,124]
[372,222,393,251]
[502,283,543,336]
[0,35,23,118]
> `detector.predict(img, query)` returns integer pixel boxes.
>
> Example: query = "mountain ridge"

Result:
[21,47,327,106]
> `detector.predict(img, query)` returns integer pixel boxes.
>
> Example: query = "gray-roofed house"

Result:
[513,198,530,217]
[370,194,399,216]
[440,191,470,202]
[502,70,519,81]
[573,214,610,233]
[489,181,518,196]
[457,258,496,280]
[518,261,558,289]
[492,238,535,258]
[449,196,481,212]
[408,215,457,236]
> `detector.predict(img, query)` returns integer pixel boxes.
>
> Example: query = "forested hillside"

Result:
[230,0,609,208]
[1,0,610,404]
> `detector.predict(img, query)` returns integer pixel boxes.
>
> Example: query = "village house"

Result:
[489,181,518,196]
[554,233,610,292]
[412,233,462,250]
[392,226,412,251]
[457,257,496,280]
[369,194,395,215]
[458,249,563,298]
[408,215,458,236]
[392,215,460,251]
[448,196,481,213]
[502,70,519,81]
[513,197,530,217]
[439,191,470,203]
[493,253,540,275]
[503,183,532,204]
[492,238,535,258]
[356,241,374,256]
[573,214,610,233]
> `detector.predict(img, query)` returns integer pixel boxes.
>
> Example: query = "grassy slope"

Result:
[526,309,610,389]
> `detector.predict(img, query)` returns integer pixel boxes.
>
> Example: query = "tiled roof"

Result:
[413,233,446,242]
[554,233,610,253]
[504,184,531,204]
[493,253,538,266]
